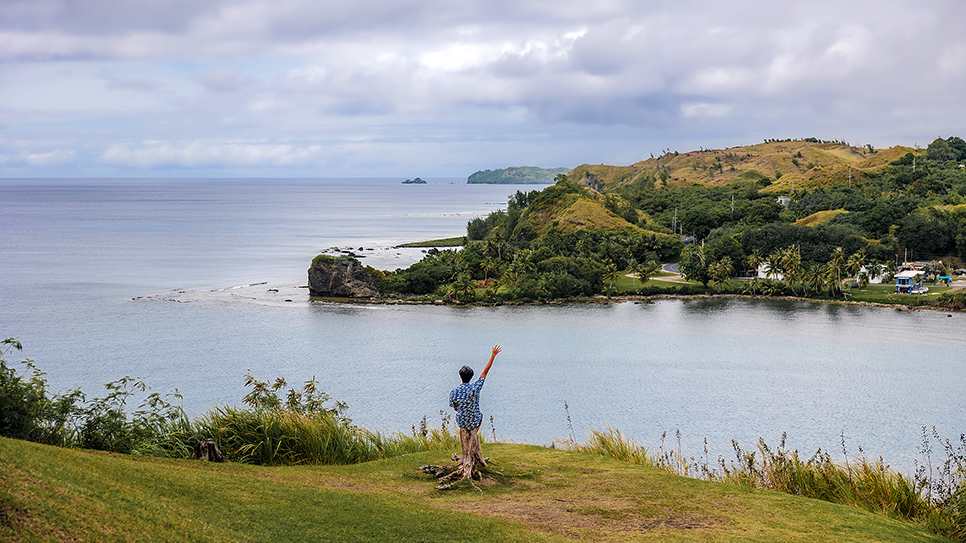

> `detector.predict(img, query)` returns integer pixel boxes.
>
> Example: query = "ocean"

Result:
[1,178,963,470]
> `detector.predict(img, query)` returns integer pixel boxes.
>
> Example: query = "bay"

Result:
[1,178,963,471]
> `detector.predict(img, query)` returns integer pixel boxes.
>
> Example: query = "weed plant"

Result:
[0,340,468,466]
[561,426,966,541]
[184,376,464,465]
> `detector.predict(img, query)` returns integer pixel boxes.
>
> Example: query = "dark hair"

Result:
[459,365,474,383]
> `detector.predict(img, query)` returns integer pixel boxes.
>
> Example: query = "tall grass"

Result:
[180,407,465,466]
[562,428,966,541]
[0,345,469,467]
[716,436,933,522]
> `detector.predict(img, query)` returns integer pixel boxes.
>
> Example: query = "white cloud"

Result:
[2,0,966,175]
[681,103,733,119]
[0,149,75,167]
[101,141,325,168]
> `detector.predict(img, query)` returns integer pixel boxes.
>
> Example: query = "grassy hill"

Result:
[568,140,916,193]
[0,437,948,542]
[509,182,675,243]
[794,209,849,227]
[515,190,637,236]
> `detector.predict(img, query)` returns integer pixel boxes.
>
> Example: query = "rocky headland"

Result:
[307,256,383,298]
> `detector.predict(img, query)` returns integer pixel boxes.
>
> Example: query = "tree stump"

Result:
[420,427,497,491]
[189,439,227,462]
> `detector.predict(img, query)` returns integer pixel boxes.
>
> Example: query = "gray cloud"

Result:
[2,0,966,176]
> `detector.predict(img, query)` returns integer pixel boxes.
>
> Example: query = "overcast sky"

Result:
[1,0,964,178]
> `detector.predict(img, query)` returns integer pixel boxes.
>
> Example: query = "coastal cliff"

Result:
[308,256,382,298]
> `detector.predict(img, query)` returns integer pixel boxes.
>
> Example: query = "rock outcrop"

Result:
[308,257,382,298]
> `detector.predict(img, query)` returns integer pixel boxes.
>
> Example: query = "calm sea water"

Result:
[1,178,963,470]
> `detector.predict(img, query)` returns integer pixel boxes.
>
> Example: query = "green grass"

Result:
[398,237,467,248]
[612,273,958,308]
[843,284,952,305]
[0,437,951,542]
[614,274,688,291]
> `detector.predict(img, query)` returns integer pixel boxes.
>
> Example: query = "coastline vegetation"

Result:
[366,136,966,311]
[3,336,965,540]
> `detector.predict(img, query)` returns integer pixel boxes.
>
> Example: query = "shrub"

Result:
[77,376,187,455]
[952,482,966,542]
[938,291,966,310]
[0,338,82,447]
[311,254,338,267]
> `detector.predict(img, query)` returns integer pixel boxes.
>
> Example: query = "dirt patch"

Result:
[0,505,31,530]
[437,493,724,540]
[326,478,374,492]
[0,505,78,543]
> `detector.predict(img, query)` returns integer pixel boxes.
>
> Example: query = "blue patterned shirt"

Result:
[449,378,485,429]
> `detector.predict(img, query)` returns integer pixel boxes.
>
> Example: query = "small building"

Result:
[895,270,921,294]
[857,265,885,284]
[777,195,791,206]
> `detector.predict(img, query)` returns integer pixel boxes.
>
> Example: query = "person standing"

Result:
[449,345,501,430]
[444,345,501,483]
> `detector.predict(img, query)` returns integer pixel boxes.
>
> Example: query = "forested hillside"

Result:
[366,136,966,304]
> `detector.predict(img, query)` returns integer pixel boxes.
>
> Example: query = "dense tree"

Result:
[898,210,952,258]
[385,137,966,302]
[679,243,711,287]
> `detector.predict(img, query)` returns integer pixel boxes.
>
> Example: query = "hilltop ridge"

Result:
[568,140,916,193]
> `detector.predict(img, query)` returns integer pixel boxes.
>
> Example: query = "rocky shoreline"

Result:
[134,283,959,313]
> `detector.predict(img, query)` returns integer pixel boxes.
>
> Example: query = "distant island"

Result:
[467,166,569,184]
[402,177,427,184]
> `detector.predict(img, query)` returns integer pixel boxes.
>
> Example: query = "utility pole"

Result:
[848,167,852,189]
[672,208,678,235]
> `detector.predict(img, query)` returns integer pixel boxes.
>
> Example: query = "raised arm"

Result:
[479,345,502,379]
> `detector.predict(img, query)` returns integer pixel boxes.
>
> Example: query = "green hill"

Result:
[507,182,674,243]
[568,140,916,193]
[0,437,947,542]
[794,209,849,227]
[468,166,569,184]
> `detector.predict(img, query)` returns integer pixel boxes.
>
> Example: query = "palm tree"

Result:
[828,247,846,295]
[709,256,734,293]
[803,263,826,297]
[763,253,783,282]
[743,276,763,296]
[480,259,499,284]
[746,249,764,276]
[453,273,476,302]
[867,262,884,283]
[779,245,802,295]
[626,258,639,288]
[603,263,620,291]
[845,251,866,287]
[636,260,661,287]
